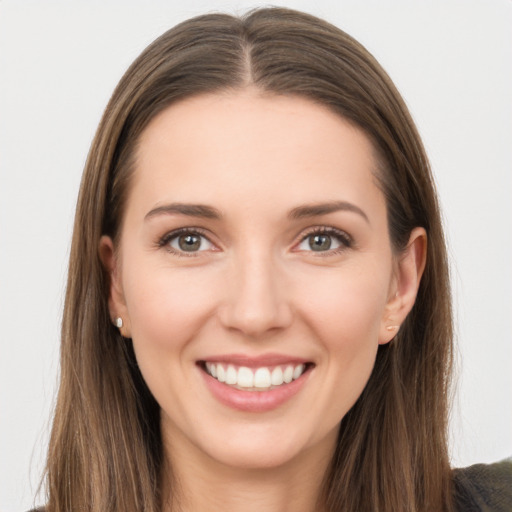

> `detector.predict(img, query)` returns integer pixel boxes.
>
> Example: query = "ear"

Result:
[99,235,132,338]
[379,227,427,345]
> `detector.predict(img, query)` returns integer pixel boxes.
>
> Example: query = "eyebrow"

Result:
[145,203,222,221]
[288,201,369,224]
[144,200,369,223]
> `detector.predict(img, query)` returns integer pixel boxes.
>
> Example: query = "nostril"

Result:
[217,301,293,337]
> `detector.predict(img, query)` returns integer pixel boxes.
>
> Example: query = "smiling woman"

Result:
[37,7,510,512]
[99,91,425,477]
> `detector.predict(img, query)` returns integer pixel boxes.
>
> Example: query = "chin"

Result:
[205,441,307,471]
[198,422,337,472]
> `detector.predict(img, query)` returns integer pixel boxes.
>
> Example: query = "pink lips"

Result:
[198,353,313,413]
[201,353,310,367]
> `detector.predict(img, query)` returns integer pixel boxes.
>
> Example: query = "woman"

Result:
[39,7,510,512]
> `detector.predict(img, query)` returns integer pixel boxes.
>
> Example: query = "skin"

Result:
[100,89,426,512]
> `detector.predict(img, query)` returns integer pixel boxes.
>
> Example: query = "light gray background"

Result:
[1,1,511,510]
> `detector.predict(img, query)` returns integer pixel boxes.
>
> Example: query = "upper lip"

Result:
[199,353,312,368]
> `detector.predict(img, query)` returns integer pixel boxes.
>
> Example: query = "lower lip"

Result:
[200,366,311,413]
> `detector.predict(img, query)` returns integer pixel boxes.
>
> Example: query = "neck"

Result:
[160,427,335,512]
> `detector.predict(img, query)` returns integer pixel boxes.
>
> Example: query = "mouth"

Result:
[198,360,314,391]
[197,355,315,412]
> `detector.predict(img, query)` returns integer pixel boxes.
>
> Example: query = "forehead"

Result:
[129,90,385,223]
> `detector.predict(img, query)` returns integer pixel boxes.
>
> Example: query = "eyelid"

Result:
[157,225,352,257]
[293,226,353,254]
[158,227,218,256]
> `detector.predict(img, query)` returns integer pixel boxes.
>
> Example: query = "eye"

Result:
[160,228,215,255]
[296,228,352,253]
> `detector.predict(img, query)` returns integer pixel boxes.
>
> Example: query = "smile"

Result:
[203,362,308,391]
[198,355,314,412]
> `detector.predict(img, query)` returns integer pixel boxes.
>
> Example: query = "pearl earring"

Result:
[386,325,399,332]
[115,317,123,329]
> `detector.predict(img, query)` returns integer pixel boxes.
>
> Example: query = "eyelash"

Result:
[157,226,353,257]
[296,226,353,255]
[157,227,212,258]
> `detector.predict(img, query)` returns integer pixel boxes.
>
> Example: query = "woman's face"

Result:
[103,90,423,471]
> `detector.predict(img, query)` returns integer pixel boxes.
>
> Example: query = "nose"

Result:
[218,250,293,338]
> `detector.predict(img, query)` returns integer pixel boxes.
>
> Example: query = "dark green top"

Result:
[453,459,512,511]
[28,459,512,511]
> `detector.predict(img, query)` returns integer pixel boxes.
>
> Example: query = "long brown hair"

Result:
[44,7,454,512]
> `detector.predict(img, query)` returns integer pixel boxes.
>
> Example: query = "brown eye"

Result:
[164,230,214,254]
[178,234,202,251]
[308,234,332,251]
[296,228,352,254]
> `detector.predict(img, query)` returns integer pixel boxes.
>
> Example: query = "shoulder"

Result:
[25,462,512,512]
[453,458,512,512]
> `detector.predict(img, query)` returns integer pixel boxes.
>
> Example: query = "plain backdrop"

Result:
[0,1,511,510]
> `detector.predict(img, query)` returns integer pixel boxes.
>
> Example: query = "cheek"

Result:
[121,263,221,411]
[300,268,388,418]
[296,262,391,345]
[122,262,218,352]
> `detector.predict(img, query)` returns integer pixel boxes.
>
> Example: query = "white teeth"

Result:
[283,365,294,383]
[206,362,216,378]
[205,362,307,390]
[271,366,284,386]
[237,366,254,388]
[293,364,305,380]
[216,364,226,383]
[225,365,237,385]
[254,368,271,388]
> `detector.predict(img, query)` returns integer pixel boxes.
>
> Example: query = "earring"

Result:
[115,317,123,329]
[386,324,400,343]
